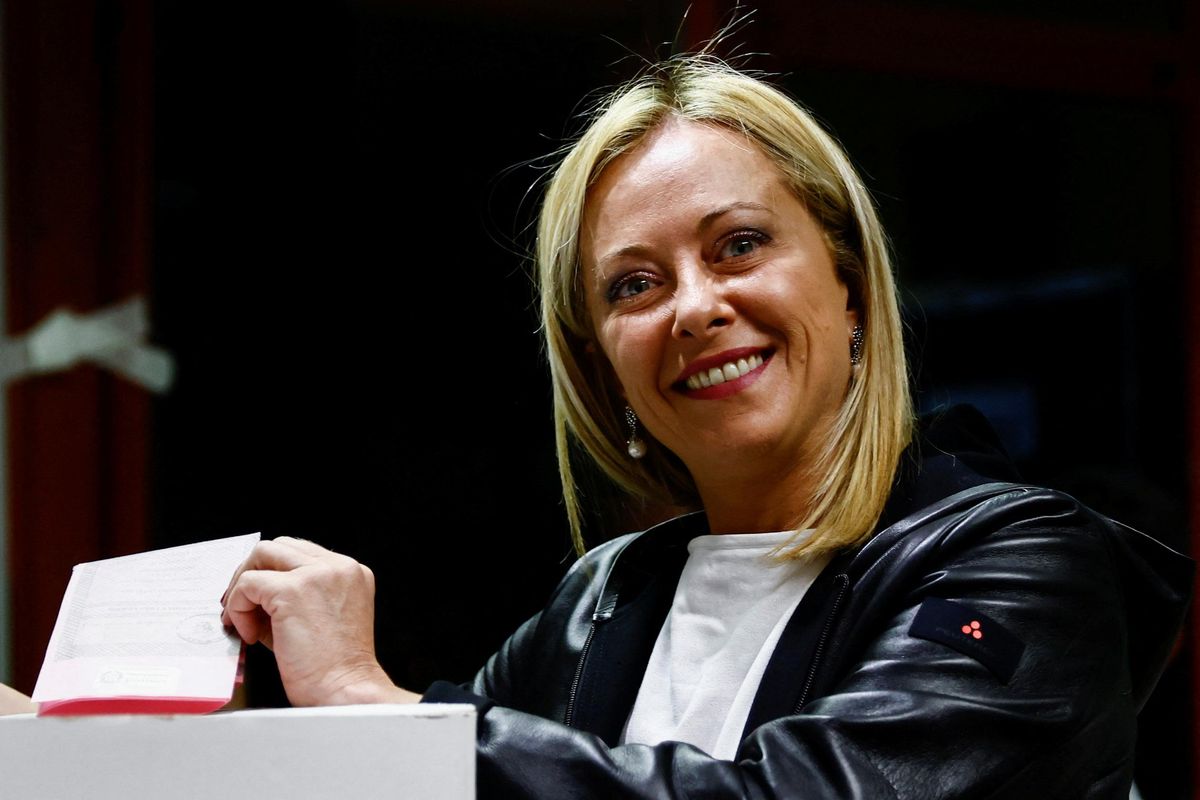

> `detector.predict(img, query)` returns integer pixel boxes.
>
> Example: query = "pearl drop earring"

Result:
[624,406,646,459]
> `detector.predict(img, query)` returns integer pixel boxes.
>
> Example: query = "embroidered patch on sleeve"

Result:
[908,597,1025,683]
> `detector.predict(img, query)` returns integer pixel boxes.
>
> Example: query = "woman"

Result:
[0,683,33,715]
[24,54,1190,796]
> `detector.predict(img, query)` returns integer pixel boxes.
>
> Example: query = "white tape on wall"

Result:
[0,293,174,685]
[0,296,175,393]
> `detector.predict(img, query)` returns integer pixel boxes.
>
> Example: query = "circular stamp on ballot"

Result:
[176,614,227,644]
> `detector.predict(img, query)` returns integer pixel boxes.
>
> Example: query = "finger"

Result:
[221,572,269,645]
[224,568,296,616]
[223,604,273,649]
[221,596,268,646]
[221,539,314,604]
[273,539,368,588]
[222,568,296,645]
[248,538,320,571]
[271,536,332,558]
[222,560,249,605]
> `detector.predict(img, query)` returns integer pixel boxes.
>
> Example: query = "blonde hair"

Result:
[537,54,913,559]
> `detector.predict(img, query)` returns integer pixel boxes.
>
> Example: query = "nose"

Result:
[671,265,733,339]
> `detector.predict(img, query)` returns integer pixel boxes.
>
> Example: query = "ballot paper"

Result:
[31,532,260,716]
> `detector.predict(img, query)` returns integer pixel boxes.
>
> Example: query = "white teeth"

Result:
[684,353,766,390]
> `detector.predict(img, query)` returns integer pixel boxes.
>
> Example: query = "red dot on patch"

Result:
[961,625,972,634]
[970,620,981,630]
[973,630,983,639]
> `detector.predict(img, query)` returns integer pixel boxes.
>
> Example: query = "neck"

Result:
[691,451,818,534]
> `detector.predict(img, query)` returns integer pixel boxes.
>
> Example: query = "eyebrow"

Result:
[696,201,773,233]
[593,201,775,270]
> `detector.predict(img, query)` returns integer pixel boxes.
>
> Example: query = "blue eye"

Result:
[718,230,769,260]
[608,274,657,302]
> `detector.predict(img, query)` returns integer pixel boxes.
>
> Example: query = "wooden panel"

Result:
[2,0,152,692]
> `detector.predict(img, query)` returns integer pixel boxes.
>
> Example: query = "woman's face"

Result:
[581,117,857,491]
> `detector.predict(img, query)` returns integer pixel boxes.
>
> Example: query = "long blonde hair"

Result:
[537,54,913,559]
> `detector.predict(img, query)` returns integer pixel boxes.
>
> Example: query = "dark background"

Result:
[139,1,1193,797]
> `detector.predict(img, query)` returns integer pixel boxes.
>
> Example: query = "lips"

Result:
[674,347,773,392]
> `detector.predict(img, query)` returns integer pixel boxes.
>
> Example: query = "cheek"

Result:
[607,335,650,385]
[753,278,845,359]
[786,268,847,324]
[598,320,663,395]
[594,324,635,395]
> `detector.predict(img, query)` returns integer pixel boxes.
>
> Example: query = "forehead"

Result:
[591,117,785,202]
[582,118,791,239]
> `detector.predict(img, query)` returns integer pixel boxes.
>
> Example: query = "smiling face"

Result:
[581,117,858,529]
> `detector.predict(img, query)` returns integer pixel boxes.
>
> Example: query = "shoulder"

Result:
[843,482,1162,639]
[869,482,1108,561]
[550,512,706,609]
[549,531,640,602]
[841,480,1191,693]
[572,529,642,574]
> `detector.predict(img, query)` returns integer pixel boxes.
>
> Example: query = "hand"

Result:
[221,536,420,707]
[0,682,34,715]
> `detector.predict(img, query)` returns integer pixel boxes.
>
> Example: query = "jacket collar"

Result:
[572,405,1022,745]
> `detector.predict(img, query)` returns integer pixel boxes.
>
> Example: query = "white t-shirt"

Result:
[620,530,831,759]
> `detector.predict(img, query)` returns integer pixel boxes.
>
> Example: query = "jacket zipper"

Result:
[795,574,849,712]
[563,621,597,727]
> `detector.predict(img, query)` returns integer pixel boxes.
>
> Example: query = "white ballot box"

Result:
[0,703,476,799]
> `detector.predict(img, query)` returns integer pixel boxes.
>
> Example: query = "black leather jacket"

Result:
[425,409,1194,798]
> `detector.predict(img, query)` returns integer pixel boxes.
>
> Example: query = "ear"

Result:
[845,296,860,334]
[835,263,860,328]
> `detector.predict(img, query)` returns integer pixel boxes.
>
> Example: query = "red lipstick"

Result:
[674,348,773,400]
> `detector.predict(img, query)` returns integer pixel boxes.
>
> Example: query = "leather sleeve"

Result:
[765,502,1139,799]
[439,495,1173,799]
